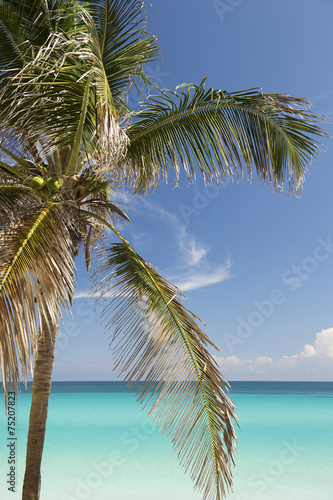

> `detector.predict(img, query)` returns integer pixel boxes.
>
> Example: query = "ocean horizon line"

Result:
[3,379,333,383]
[1,380,332,396]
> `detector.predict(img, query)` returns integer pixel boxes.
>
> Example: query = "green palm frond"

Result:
[0,0,45,75]
[125,80,329,193]
[0,1,159,173]
[77,203,130,271]
[0,139,31,170]
[0,0,76,83]
[93,239,237,500]
[0,201,75,405]
[0,124,43,169]
[0,30,94,149]
[80,199,131,223]
[0,3,127,166]
[87,0,160,113]
[0,183,35,214]
[0,158,26,179]
[0,1,25,70]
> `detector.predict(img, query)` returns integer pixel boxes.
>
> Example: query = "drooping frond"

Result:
[80,199,130,223]
[93,240,237,500]
[124,80,329,193]
[78,199,131,270]
[0,201,75,405]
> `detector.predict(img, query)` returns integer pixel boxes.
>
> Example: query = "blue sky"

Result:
[53,0,333,382]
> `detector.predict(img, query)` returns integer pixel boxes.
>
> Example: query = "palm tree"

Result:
[0,1,328,499]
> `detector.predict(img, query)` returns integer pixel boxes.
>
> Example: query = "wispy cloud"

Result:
[178,226,209,266]
[175,262,232,291]
[75,290,129,300]
[96,194,233,292]
[75,265,231,297]
[138,198,210,267]
[141,198,178,225]
[75,291,91,299]
[137,198,232,289]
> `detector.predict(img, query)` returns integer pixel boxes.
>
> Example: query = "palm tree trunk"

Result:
[22,313,58,500]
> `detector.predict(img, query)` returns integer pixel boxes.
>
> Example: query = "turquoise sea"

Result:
[0,381,332,500]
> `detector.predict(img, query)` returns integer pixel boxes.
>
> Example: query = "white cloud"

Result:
[215,355,273,374]
[186,238,208,266]
[178,226,209,266]
[223,355,252,369]
[134,197,217,268]
[75,290,128,300]
[130,196,210,267]
[278,327,333,362]
[216,328,333,380]
[302,344,316,358]
[135,197,233,289]
[141,198,178,225]
[300,327,333,358]
[75,291,91,299]
[275,355,299,371]
[256,356,274,367]
[102,194,233,291]
[175,263,232,291]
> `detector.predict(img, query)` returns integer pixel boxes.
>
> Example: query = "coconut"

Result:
[30,176,45,190]
[47,177,61,192]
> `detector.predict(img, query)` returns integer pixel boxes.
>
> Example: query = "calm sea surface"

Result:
[0,381,332,500]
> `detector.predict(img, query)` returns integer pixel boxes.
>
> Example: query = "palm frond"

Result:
[0,1,159,174]
[0,3,128,167]
[0,29,92,148]
[0,124,42,168]
[80,199,131,223]
[0,1,26,71]
[0,201,75,406]
[0,0,72,84]
[87,0,160,113]
[92,240,237,500]
[77,204,130,271]
[0,158,25,179]
[124,80,329,193]
[0,183,35,214]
